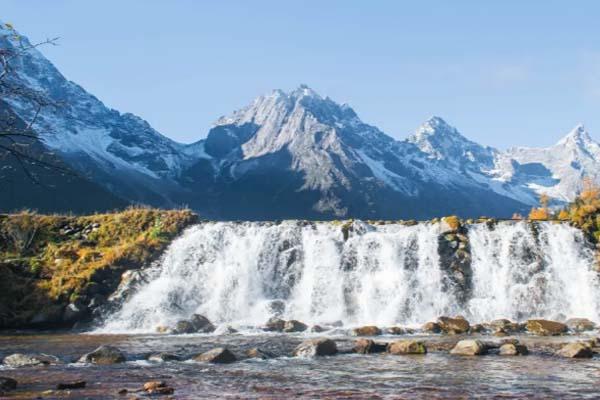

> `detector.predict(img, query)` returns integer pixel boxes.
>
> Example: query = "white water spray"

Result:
[100,220,599,333]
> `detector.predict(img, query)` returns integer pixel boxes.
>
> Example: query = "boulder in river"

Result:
[351,325,382,336]
[263,317,286,332]
[246,348,276,359]
[387,340,427,355]
[450,340,488,356]
[353,338,387,354]
[565,318,596,332]
[283,320,308,332]
[385,327,407,335]
[311,325,326,333]
[173,314,215,334]
[556,342,593,358]
[147,352,180,362]
[294,338,338,357]
[499,343,528,356]
[0,377,17,393]
[526,319,567,336]
[193,347,237,364]
[421,321,442,333]
[143,381,175,395]
[78,345,126,365]
[3,353,59,368]
[438,316,470,334]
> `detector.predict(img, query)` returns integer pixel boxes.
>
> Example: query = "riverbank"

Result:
[0,208,198,329]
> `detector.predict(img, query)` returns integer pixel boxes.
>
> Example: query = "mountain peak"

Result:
[556,123,593,147]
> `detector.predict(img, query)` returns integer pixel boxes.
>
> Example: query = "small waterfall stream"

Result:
[100,220,599,333]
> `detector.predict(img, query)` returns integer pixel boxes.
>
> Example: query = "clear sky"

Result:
[4,0,600,147]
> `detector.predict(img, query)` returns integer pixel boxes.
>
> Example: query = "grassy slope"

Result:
[0,208,198,328]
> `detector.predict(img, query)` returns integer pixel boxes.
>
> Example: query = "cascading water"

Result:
[466,221,599,322]
[100,221,457,332]
[100,220,600,333]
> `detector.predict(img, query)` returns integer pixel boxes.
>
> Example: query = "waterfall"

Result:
[467,221,599,322]
[100,220,599,333]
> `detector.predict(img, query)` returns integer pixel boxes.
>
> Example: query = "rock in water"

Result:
[421,322,442,333]
[193,348,237,364]
[78,346,126,364]
[526,319,567,336]
[450,340,488,356]
[263,317,286,332]
[351,326,382,336]
[0,377,17,393]
[294,339,338,357]
[246,348,276,359]
[173,314,215,334]
[438,316,470,334]
[565,318,596,332]
[57,381,86,390]
[143,381,175,395]
[556,342,593,358]
[499,343,528,356]
[353,339,387,354]
[387,340,427,355]
[3,353,58,368]
[147,352,180,362]
[283,320,308,332]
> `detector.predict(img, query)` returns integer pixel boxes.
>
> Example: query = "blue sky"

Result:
[4,0,600,147]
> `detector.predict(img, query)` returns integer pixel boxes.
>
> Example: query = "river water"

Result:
[1,332,600,399]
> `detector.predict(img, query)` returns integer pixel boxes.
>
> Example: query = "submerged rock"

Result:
[246,348,276,359]
[526,319,568,336]
[0,377,17,393]
[143,381,175,395]
[438,316,470,334]
[556,342,593,358]
[565,318,596,332]
[193,347,237,364]
[351,326,382,336]
[499,343,528,356]
[283,320,308,332]
[57,381,86,390]
[78,346,126,365]
[450,340,488,356]
[263,317,286,332]
[311,325,326,333]
[388,340,427,355]
[3,353,59,368]
[294,338,338,357]
[147,352,180,362]
[422,321,442,333]
[353,338,387,354]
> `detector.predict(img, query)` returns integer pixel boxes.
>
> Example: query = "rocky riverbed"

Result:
[2,325,600,399]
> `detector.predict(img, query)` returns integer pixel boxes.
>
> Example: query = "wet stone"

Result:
[526,319,568,336]
[193,347,237,364]
[450,340,488,356]
[294,338,338,357]
[246,348,276,359]
[387,340,427,355]
[0,377,17,393]
[556,342,593,358]
[78,345,126,365]
[499,343,528,356]
[57,381,86,390]
[353,338,387,354]
[351,326,382,336]
[147,352,180,362]
[3,353,59,368]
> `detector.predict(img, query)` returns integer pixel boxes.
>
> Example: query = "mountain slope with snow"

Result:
[0,22,196,206]
[2,22,599,218]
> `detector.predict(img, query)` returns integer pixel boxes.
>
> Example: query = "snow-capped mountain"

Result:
[180,87,528,219]
[0,22,195,206]
[500,124,600,203]
[3,22,599,218]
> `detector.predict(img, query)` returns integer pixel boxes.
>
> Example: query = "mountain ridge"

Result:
[2,22,600,218]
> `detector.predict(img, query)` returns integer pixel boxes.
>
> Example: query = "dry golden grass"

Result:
[0,207,198,326]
